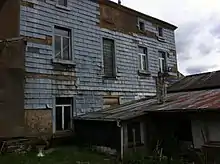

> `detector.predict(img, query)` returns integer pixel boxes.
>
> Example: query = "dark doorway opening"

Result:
[148,113,193,158]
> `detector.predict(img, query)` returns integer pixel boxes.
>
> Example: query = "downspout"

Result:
[117,120,124,160]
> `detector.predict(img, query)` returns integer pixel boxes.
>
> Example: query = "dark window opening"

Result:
[58,0,67,7]
[158,27,163,37]
[55,97,72,131]
[127,122,142,147]
[103,38,116,77]
[139,21,145,31]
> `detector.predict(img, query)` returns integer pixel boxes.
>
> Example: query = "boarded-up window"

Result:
[103,38,116,77]
[103,96,120,109]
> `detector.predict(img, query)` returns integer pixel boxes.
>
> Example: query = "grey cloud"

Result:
[176,22,200,54]
[175,22,201,64]
[210,24,220,39]
[186,65,218,75]
[197,43,212,55]
[177,52,192,61]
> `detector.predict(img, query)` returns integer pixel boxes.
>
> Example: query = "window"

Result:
[158,51,167,73]
[54,26,72,60]
[127,122,143,147]
[138,46,148,71]
[57,0,67,7]
[103,38,116,77]
[103,96,120,109]
[158,26,163,37]
[55,97,73,131]
[138,21,145,31]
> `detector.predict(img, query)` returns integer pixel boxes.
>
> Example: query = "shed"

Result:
[74,70,220,158]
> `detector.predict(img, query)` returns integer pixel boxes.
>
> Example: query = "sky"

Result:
[111,0,220,75]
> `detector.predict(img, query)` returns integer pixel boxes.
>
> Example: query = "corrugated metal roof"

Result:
[75,89,220,121]
[168,70,220,93]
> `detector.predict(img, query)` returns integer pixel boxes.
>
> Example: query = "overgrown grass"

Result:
[0,147,114,164]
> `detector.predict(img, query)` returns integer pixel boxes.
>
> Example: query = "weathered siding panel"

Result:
[21,0,177,117]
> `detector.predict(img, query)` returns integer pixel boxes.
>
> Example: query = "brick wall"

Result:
[25,110,52,133]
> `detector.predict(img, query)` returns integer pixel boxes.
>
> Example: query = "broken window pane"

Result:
[55,35,61,59]
[63,37,70,60]
[54,27,71,60]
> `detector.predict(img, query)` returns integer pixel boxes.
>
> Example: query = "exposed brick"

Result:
[24,110,52,133]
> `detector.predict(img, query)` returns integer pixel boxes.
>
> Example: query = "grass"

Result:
[0,147,114,164]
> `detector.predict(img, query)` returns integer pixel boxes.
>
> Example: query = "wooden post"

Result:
[121,126,124,160]
[132,128,136,152]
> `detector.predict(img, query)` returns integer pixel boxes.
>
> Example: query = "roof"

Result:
[75,89,220,122]
[168,70,220,93]
[99,0,177,30]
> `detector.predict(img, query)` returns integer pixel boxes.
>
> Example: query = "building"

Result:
[0,0,178,136]
[75,70,220,159]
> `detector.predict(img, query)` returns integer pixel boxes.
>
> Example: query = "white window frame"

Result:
[158,51,167,73]
[54,26,72,61]
[138,47,148,71]
[54,99,73,132]
[159,57,165,73]
[57,0,68,7]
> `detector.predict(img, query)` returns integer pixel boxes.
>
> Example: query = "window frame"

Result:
[53,97,74,133]
[138,46,149,72]
[54,26,72,61]
[158,51,167,73]
[57,0,68,7]
[127,122,144,147]
[102,37,117,78]
[157,26,164,37]
[138,20,145,32]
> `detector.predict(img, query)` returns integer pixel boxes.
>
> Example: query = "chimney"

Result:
[118,0,121,5]
[156,72,167,104]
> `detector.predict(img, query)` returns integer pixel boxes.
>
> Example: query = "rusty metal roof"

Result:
[168,71,220,93]
[75,89,220,122]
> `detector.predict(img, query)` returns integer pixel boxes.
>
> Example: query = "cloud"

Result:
[111,0,220,75]
[186,65,218,75]
[197,43,213,55]
[210,24,220,39]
